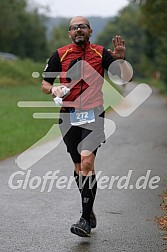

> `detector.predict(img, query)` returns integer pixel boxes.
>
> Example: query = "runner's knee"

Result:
[81,153,95,175]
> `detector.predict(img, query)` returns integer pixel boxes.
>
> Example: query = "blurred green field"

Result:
[0,59,59,160]
[0,58,122,160]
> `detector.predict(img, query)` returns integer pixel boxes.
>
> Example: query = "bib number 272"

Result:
[70,109,95,126]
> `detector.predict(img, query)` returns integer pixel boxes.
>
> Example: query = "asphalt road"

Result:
[0,83,167,252]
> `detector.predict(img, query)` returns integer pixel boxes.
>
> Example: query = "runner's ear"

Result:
[68,31,71,38]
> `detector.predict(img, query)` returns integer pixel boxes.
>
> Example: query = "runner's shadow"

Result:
[70,232,97,252]
[71,240,91,252]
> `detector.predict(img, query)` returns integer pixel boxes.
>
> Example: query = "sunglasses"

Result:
[69,23,90,31]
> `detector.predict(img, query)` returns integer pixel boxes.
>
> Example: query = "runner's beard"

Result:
[74,34,87,45]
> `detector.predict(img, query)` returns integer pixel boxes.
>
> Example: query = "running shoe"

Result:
[70,217,91,237]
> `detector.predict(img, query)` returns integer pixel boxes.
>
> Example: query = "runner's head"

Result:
[68,16,92,45]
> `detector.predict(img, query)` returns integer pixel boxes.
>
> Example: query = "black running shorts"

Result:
[59,106,105,163]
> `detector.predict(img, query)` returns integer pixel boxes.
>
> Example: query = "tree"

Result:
[96,4,147,77]
[0,0,26,51]
[132,0,167,83]
[48,20,71,54]
[96,1,167,83]
[12,11,48,61]
[0,0,48,61]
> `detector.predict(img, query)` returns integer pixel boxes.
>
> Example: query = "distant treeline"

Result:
[0,0,167,85]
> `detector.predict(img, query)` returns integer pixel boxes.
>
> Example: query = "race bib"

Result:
[70,109,95,126]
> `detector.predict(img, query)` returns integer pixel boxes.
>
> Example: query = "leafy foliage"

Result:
[96,5,147,77]
[0,0,47,61]
[96,1,167,84]
[140,0,167,83]
[48,20,71,54]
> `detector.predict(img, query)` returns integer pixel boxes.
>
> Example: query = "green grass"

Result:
[0,58,60,160]
[0,58,122,160]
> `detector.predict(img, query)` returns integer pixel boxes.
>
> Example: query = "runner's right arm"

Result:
[41,50,62,95]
